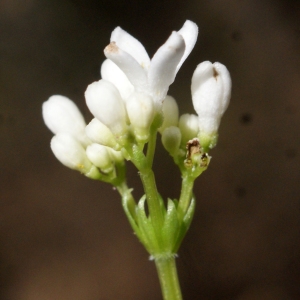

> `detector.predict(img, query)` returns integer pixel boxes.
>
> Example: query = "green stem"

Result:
[146,129,157,169]
[139,168,164,230]
[178,173,194,217]
[155,257,182,300]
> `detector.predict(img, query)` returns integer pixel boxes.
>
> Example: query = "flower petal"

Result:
[42,95,90,147]
[110,26,150,69]
[148,32,185,105]
[213,62,232,114]
[85,79,128,136]
[101,59,134,100]
[176,20,198,73]
[104,42,148,92]
[42,95,86,135]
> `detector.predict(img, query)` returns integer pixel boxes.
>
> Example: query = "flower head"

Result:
[101,20,198,107]
[84,20,198,143]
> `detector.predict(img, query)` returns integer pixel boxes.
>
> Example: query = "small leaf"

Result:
[121,189,143,242]
[161,199,180,252]
[136,195,159,253]
[174,196,196,252]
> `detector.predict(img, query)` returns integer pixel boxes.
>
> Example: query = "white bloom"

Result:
[85,80,128,137]
[42,95,90,147]
[51,133,100,179]
[191,61,231,149]
[102,20,198,107]
[159,95,179,133]
[178,114,199,146]
[126,92,155,142]
[85,118,119,149]
[161,126,181,157]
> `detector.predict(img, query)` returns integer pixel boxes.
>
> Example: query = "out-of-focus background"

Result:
[0,0,300,299]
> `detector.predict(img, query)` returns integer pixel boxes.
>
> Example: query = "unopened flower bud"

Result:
[191,61,231,149]
[85,79,128,137]
[161,126,181,157]
[42,95,90,147]
[178,114,199,146]
[126,92,155,142]
[51,133,100,179]
[85,118,119,149]
[159,95,179,133]
[86,144,114,173]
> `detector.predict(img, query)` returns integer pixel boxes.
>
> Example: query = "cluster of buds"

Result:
[42,20,231,181]
[42,95,124,182]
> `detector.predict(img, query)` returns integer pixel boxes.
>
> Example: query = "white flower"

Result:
[85,80,128,137]
[51,133,100,179]
[102,20,198,107]
[42,95,90,147]
[191,61,231,149]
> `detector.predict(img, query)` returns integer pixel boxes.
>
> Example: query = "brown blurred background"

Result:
[1,0,300,299]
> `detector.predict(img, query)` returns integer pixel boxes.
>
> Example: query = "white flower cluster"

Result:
[42,20,231,177]
[42,95,123,179]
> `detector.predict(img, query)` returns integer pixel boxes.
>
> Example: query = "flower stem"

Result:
[155,257,182,300]
[139,168,164,229]
[178,173,194,217]
[146,128,157,169]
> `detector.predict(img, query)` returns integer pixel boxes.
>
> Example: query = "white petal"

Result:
[176,20,198,73]
[42,95,85,134]
[51,133,92,172]
[85,80,128,136]
[101,59,134,100]
[213,62,232,114]
[42,95,90,147]
[110,26,150,69]
[148,32,185,105]
[104,42,148,92]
